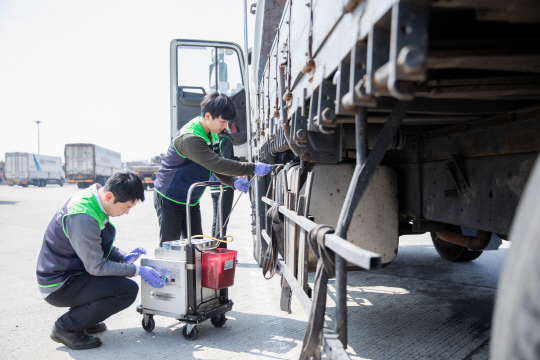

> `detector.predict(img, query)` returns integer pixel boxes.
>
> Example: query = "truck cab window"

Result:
[177,46,214,94]
[177,46,243,97]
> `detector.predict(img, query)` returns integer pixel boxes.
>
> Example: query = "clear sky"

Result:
[0,0,253,163]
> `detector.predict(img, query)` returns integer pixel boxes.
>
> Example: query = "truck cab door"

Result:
[170,39,248,159]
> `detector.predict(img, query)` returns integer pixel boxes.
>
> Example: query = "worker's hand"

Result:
[123,247,147,264]
[139,266,166,288]
[254,163,272,177]
[234,178,251,194]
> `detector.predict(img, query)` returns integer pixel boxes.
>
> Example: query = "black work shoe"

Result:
[85,322,107,334]
[50,324,102,350]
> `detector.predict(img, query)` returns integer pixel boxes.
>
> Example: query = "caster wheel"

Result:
[210,314,227,328]
[182,325,198,340]
[142,316,155,332]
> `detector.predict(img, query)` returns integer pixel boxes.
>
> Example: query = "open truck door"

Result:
[170,39,248,160]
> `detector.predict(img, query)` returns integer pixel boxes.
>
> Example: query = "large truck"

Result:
[129,155,162,190]
[64,143,122,188]
[4,152,65,187]
[174,1,540,357]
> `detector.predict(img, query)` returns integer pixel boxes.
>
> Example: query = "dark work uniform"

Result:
[36,185,138,332]
[153,117,255,246]
[210,131,236,239]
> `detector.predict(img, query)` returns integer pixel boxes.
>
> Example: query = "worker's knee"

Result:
[117,278,139,306]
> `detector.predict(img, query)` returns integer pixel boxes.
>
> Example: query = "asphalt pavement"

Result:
[0,183,510,359]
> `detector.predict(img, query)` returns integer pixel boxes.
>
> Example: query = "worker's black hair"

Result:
[103,171,145,204]
[201,92,237,121]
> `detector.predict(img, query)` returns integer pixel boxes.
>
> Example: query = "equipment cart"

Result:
[136,181,237,340]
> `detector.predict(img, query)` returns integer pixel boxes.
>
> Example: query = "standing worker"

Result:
[153,92,272,246]
[209,122,237,240]
[36,171,166,350]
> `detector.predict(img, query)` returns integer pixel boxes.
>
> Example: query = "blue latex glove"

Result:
[123,247,147,264]
[234,178,251,194]
[139,266,166,288]
[254,163,272,177]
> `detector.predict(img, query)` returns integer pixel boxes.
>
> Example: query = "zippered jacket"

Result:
[154,116,254,205]
[36,187,134,296]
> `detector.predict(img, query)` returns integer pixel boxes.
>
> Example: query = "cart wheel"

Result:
[182,325,198,340]
[210,314,227,328]
[142,316,155,332]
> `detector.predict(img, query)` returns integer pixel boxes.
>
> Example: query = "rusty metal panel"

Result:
[311,0,349,53]
[422,152,537,234]
[358,0,398,41]
[289,3,365,116]
[289,0,312,88]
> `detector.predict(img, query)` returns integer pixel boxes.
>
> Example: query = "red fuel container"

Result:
[201,248,237,289]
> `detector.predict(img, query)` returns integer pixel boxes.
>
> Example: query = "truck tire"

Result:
[430,232,483,262]
[59,179,64,187]
[491,157,540,360]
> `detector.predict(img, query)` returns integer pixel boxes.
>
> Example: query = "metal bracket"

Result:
[314,80,338,133]
[387,2,428,100]
[446,154,470,193]
[280,278,292,314]
[412,220,448,233]
[290,112,309,147]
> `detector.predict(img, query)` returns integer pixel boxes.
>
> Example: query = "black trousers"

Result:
[154,190,202,246]
[211,188,235,238]
[45,273,138,332]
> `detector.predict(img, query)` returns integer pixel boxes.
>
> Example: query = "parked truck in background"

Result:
[64,143,122,188]
[5,152,64,187]
[174,0,540,357]
[129,155,162,190]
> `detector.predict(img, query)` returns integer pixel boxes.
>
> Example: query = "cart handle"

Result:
[185,181,225,244]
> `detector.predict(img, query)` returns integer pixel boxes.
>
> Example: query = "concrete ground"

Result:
[0,183,510,359]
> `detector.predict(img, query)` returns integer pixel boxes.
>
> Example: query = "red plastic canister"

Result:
[201,248,237,289]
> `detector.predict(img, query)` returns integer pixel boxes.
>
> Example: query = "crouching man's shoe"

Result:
[50,324,102,350]
[85,322,107,334]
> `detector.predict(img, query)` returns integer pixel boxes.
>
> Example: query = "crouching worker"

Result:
[36,171,166,350]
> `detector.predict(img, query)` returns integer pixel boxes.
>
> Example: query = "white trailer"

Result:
[64,144,122,188]
[5,152,64,187]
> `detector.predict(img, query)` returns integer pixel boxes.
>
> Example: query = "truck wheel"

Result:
[143,184,149,191]
[59,179,64,187]
[491,159,540,359]
[430,232,483,262]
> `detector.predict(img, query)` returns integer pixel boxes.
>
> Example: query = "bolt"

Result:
[296,129,307,140]
[302,58,315,73]
[301,152,311,160]
[325,152,332,157]
[397,45,425,75]
[283,92,292,101]
[321,107,336,123]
